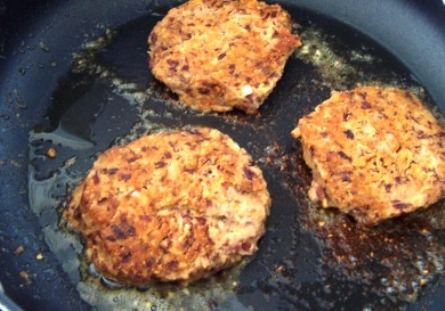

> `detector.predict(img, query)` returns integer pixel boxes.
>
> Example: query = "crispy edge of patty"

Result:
[291,86,445,225]
[148,0,301,114]
[62,127,271,284]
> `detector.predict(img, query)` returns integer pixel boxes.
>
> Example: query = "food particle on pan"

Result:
[9,159,21,168]
[148,0,301,114]
[46,147,56,158]
[36,252,44,261]
[419,278,428,287]
[62,127,271,285]
[64,156,76,168]
[19,271,30,281]
[39,40,50,52]
[292,86,445,225]
[14,245,25,256]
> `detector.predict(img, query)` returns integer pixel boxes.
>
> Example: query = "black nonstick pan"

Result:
[1,0,445,310]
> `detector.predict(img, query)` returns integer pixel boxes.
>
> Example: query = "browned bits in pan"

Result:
[46,147,57,158]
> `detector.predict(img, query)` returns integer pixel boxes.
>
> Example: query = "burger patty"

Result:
[63,127,271,285]
[148,0,301,114]
[292,86,445,225]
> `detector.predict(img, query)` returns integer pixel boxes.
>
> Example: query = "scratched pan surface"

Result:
[1,0,445,310]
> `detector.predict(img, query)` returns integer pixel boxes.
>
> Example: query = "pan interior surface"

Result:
[1,0,445,310]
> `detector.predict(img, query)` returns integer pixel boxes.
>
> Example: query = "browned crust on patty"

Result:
[292,86,445,225]
[63,128,271,284]
[148,0,301,114]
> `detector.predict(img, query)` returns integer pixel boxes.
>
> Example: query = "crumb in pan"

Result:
[148,0,301,114]
[63,127,271,285]
[292,86,445,225]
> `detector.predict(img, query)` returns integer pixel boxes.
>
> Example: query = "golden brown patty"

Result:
[292,87,445,225]
[148,0,301,114]
[63,128,271,284]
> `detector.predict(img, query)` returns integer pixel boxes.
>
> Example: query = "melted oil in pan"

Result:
[28,4,445,311]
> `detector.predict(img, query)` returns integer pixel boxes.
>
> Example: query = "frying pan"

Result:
[1,0,444,310]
